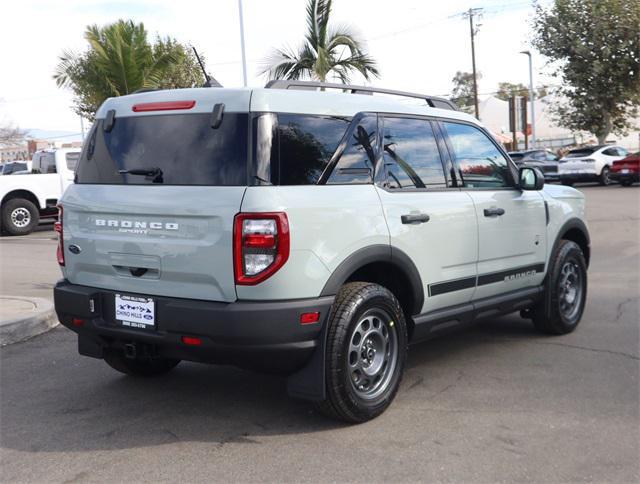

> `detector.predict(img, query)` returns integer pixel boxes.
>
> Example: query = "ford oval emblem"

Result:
[68,244,82,254]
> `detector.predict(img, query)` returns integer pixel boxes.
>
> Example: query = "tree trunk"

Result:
[595,112,612,144]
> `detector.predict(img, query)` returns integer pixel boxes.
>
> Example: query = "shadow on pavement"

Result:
[0,314,544,454]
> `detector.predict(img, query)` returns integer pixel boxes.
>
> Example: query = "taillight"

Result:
[234,213,289,285]
[54,205,64,266]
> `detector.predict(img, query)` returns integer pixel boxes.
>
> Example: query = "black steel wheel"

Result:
[315,282,408,423]
[531,240,588,334]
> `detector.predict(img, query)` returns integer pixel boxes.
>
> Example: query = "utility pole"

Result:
[465,8,483,120]
[238,0,248,87]
[520,50,536,148]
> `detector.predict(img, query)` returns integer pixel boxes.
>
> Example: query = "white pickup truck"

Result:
[0,148,79,235]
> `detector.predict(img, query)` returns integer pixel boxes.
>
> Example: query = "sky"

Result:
[1,0,554,136]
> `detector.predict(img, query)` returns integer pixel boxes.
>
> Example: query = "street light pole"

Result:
[238,0,248,87]
[520,50,536,148]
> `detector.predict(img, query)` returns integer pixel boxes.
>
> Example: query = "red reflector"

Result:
[72,318,86,327]
[300,312,320,325]
[244,234,276,248]
[132,100,196,112]
[181,336,202,346]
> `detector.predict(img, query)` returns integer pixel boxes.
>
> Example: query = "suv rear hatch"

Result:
[61,97,250,303]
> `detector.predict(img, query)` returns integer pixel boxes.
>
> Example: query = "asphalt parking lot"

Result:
[1,185,638,482]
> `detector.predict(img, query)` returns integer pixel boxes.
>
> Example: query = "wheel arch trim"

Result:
[552,217,591,268]
[319,244,424,315]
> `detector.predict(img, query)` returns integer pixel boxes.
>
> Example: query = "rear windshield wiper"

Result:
[118,167,164,183]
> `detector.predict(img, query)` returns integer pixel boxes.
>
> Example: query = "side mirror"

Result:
[519,167,544,190]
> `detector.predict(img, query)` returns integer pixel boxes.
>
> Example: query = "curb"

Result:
[0,296,59,346]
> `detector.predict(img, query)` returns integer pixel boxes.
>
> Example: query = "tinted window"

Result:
[76,113,248,185]
[509,153,525,161]
[40,153,56,174]
[2,163,27,174]
[566,147,597,158]
[277,114,349,185]
[443,122,512,188]
[381,117,446,189]
[602,148,617,156]
[65,152,80,171]
[327,115,377,184]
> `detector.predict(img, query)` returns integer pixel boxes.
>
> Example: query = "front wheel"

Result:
[531,240,588,335]
[599,166,611,186]
[1,198,40,236]
[315,282,408,423]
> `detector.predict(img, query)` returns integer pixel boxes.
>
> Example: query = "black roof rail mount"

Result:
[264,80,459,111]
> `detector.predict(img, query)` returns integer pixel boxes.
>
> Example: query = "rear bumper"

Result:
[54,280,334,374]
[610,171,639,183]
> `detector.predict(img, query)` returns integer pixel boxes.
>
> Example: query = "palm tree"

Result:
[55,20,179,97]
[261,0,379,83]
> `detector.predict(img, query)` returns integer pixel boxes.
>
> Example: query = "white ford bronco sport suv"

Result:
[54,81,590,422]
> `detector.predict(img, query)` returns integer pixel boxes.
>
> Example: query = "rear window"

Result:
[2,163,27,174]
[65,152,80,171]
[76,113,248,185]
[508,153,525,161]
[566,148,597,158]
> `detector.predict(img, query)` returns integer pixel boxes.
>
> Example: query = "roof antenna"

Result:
[191,46,222,88]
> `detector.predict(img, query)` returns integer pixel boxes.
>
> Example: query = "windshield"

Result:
[2,163,27,174]
[76,113,249,185]
[566,148,597,158]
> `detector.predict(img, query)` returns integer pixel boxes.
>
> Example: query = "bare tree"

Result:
[0,122,26,147]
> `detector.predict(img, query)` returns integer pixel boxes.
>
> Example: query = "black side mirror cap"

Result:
[519,166,545,190]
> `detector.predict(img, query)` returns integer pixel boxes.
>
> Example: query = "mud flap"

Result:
[286,318,328,401]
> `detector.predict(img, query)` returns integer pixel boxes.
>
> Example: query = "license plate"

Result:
[115,294,155,330]
[621,169,630,174]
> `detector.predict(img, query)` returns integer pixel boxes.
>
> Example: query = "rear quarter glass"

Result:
[76,113,249,186]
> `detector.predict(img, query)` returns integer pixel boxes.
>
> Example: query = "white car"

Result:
[558,145,629,186]
[0,148,79,235]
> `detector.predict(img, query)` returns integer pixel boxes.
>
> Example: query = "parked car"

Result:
[508,149,559,181]
[610,152,639,187]
[0,161,29,175]
[558,145,629,186]
[0,148,79,235]
[53,81,590,423]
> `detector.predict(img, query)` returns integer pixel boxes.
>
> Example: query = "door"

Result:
[440,120,547,300]
[376,116,478,314]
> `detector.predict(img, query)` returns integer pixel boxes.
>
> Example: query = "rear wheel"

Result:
[599,166,611,186]
[531,240,587,335]
[104,349,180,377]
[315,282,408,423]
[1,198,40,236]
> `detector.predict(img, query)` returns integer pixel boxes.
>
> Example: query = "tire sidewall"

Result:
[329,285,408,421]
[600,166,611,185]
[2,199,39,236]
[549,241,588,331]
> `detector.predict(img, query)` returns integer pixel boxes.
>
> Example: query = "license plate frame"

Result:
[621,168,630,174]
[114,293,156,331]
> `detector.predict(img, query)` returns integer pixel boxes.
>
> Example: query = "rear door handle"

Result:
[401,213,430,224]
[484,207,505,217]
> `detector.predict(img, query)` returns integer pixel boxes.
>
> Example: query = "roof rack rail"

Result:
[264,80,459,111]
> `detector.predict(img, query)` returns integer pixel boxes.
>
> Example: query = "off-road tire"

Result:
[315,282,408,423]
[531,240,587,335]
[1,198,40,236]
[104,350,180,377]
[599,166,611,186]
